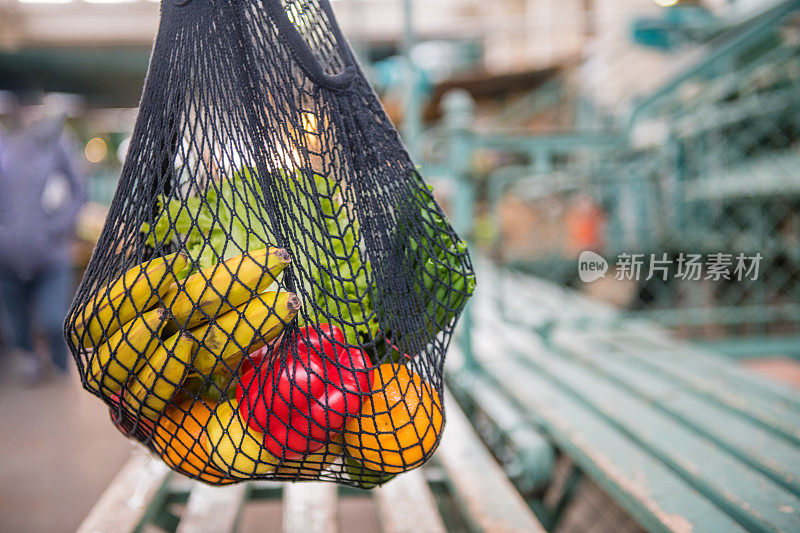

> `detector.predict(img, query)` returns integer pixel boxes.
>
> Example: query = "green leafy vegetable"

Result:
[396,183,475,346]
[141,169,379,345]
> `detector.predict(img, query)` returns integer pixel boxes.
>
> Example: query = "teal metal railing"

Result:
[425,0,800,355]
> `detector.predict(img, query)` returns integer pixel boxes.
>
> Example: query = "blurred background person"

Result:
[0,100,86,384]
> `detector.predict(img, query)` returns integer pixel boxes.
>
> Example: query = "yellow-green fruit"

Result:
[204,399,279,477]
[191,291,301,375]
[344,456,396,489]
[71,253,186,348]
[126,332,195,421]
[85,307,167,396]
[164,247,291,330]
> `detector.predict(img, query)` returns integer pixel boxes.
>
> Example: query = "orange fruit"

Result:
[152,399,233,484]
[344,363,443,474]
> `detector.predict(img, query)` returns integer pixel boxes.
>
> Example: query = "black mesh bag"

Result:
[64,0,474,487]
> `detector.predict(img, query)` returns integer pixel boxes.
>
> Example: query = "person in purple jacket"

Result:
[0,105,86,383]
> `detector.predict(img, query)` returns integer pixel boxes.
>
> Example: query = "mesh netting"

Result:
[64,0,474,487]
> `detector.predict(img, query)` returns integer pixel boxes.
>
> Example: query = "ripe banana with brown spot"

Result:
[85,307,168,396]
[71,253,187,348]
[191,291,301,375]
[126,331,196,421]
[163,247,291,330]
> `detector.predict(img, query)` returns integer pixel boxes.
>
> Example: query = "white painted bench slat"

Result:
[437,389,546,533]
[282,482,338,533]
[176,480,248,533]
[374,468,446,533]
[76,452,171,533]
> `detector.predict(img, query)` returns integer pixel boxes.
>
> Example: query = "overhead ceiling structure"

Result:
[0,0,159,106]
[0,0,160,48]
[0,0,456,106]
[0,0,485,48]
[0,46,152,106]
[0,0,483,107]
[0,0,633,107]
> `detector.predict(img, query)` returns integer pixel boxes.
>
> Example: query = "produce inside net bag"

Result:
[65,0,474,487]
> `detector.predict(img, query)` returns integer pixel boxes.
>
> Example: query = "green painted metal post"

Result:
[667,134,687,235]
[443,89,477,370]
[534,145,552,174]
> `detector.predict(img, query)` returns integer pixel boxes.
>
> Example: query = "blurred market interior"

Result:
[1,0,799,531]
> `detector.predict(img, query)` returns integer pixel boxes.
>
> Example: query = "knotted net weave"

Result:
[65,0,474,487]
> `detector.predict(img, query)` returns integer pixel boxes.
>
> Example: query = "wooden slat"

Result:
[554,330,800,495]
[176,481,248,533]
[474,257,617,326]
[282,482,337,533]
[450,368,554,490]
[608,321,800,408]
[436,389,545,533]
[601,326,800,426]
[374,469,447,533]
[454,336,748,533]
[504,268,618,321]
[477,262,800,530]
[481,356,748,533]
[585,329,800,443]
[574,318,800,413]
[489,259,800,441]
[77,452,171,533]
[485,319,800,532]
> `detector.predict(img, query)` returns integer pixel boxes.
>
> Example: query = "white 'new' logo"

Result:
[578,251,608,283]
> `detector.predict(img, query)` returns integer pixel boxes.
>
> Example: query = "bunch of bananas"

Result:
[69,246,301,423]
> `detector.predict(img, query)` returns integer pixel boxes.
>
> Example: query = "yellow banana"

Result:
[191,291,301,375]
[85,307,168,396]
[71,253,187,348]
[204,399,279,477]
[126,331,196,421]
[164,247,291,330]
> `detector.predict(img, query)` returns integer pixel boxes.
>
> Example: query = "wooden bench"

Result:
[447,258,800,532]
[78,395,544,533]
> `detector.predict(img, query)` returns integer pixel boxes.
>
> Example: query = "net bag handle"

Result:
[264,0,358,90]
